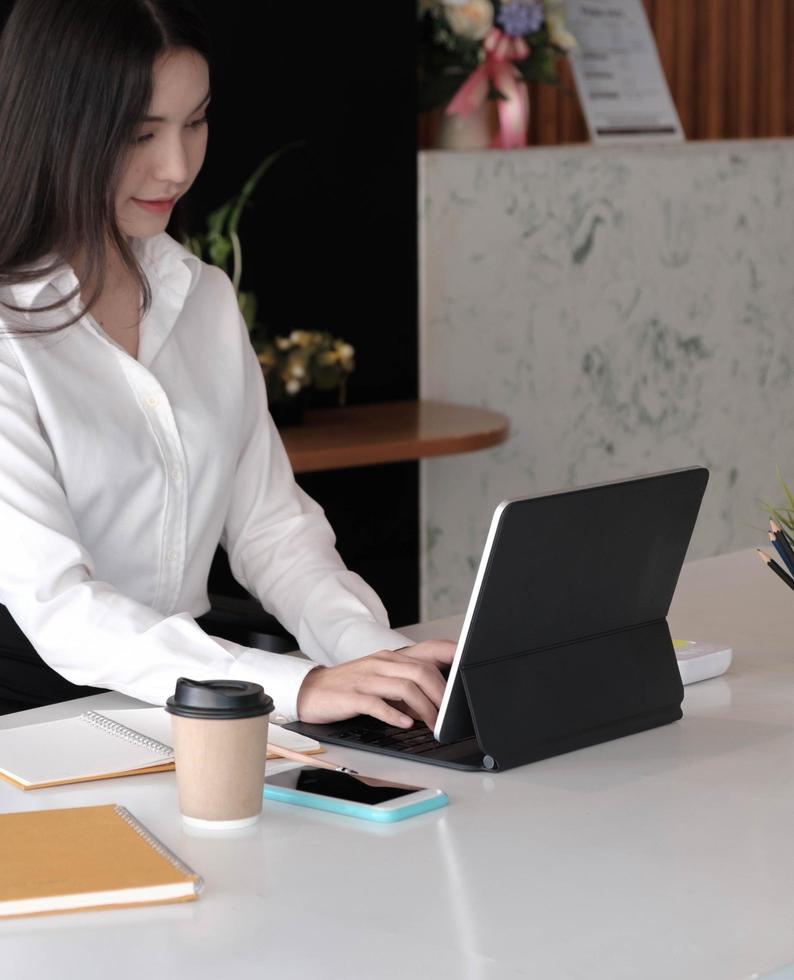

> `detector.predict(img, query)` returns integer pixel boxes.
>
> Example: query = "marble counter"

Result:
[419,140,794,618]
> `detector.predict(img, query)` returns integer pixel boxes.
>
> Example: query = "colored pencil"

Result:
[756,548,794,592]
[770,517,794,548]
[769,520,794,574]
[768,532,794,578]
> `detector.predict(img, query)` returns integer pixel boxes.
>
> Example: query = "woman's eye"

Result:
[133,116,208,144]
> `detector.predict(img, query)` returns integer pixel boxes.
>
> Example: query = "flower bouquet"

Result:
[417,0,576,149]
[257,330,355,425]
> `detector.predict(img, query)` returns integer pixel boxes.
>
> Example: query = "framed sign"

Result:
[566,0,684,144]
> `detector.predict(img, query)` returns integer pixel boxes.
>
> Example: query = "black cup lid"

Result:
[165,678,274,720]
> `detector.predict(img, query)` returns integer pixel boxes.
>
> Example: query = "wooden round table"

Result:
[279,399,509,473]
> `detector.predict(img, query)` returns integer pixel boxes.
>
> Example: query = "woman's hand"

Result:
[296,640,457,730]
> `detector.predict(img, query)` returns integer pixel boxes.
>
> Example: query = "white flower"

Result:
[285,379,302,395]
[545,8,576,50]
[444,0,494,41]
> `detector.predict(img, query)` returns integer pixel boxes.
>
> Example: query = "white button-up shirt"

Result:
[0,232,409,718]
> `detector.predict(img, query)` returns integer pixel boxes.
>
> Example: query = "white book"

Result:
[0,706,321,791]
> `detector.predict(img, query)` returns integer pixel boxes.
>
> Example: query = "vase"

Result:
[435,101,495,150]
[269,394,306,428]
[268,387,345,427]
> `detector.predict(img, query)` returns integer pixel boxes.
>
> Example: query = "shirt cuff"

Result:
[333,620,414,664]
[229,647,318,722]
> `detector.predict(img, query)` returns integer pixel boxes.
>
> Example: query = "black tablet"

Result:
[434,466,710,752]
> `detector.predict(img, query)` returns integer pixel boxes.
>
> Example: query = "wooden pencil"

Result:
[268,743,358,774]
[756,548,794,593]
[768,531,794,579]
[770,520,794,568]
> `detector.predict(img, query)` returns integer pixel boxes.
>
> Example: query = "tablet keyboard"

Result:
[284,717,484,770]
[332,722,457,755]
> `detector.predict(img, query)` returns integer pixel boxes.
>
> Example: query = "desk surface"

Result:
[2,549,793,980]
[280,399,509,473]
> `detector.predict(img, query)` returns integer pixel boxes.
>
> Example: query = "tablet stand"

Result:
[461,618,683,770]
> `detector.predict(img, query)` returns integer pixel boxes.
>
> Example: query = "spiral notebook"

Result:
[0,707,322,790]
[0,804,202,918]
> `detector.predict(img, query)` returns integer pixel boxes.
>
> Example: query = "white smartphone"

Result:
[264,766,448,822]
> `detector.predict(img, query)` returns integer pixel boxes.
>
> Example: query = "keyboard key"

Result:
[332,718,467,756]
[390,730,424,743]
[411,742,444,754]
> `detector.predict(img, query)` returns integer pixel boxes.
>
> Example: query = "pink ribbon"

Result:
[446,27,530,149]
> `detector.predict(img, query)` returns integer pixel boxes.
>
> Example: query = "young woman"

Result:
[0,0,454,724]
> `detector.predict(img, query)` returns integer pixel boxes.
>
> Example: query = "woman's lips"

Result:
[132,197,176,214]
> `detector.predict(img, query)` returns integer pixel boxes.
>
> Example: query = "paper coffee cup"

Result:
[166,678,274,830]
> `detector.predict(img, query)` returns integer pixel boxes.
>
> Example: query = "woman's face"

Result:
[116,47,210,239]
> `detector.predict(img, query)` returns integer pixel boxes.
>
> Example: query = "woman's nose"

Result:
[152,133,191,185]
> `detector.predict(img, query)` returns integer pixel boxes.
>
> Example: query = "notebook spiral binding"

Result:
[80,711,174,757]
[114,806,204,891]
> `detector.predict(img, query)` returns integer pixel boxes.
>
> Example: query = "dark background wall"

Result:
[187,2,420,627]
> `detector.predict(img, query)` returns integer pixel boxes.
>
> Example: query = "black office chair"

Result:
[204,546,297,653]
[202,592,296,653]
[0,548,297,714]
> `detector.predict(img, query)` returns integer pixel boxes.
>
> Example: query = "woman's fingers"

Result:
[296,641,458,727]
[354,694,413,729]
[375,657,446,709]
[357,673,439,729]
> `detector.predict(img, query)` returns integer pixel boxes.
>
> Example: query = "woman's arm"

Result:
[0,343,316,717]
[221,306,456,727]
[221,310,414,667]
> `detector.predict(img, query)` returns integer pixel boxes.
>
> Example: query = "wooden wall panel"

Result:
[789,1,794,136]
[733,0,756,138]
[672,0,695,137]
[419,1,794,147]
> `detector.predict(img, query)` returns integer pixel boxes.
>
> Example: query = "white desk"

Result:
[2,549,793,980]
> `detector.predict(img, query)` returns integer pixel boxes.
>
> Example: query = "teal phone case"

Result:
[263,784,449,822]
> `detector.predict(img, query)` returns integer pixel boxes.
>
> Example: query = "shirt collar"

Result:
[7,232,202,311]
[132,232,202,301]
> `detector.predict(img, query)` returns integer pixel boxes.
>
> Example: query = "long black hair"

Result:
[0,0,210,333]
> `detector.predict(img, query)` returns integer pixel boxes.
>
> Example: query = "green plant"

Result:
[183,142,300,329]
[760,466,794,538]
[182,143,355,406]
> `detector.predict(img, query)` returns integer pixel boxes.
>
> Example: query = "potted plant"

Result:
[183,144,355,424]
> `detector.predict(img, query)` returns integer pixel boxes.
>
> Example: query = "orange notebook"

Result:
[0,804,202,919]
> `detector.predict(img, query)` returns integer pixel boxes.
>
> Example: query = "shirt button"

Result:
[146,395,159,408]
[170,468,182,482]
[166,550,178,562]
